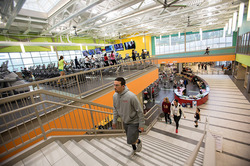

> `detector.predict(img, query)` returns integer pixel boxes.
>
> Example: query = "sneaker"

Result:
[136,140,142,152]
[129,150,136,157]
[195,125,198,128]
[176,129,178,133]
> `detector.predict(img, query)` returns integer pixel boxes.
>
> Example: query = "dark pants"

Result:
[184,84,187,88]
[174,115,181,129]
[104,61,109,66]
[132,57,136,61]
[164,113,171,123]
[111,60,117,65]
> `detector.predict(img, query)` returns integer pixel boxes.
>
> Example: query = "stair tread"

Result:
[64,140,103,166]
[79,139,120,166]
[109,137,175,166]
[40,141,68,165]
[91,139,139,166]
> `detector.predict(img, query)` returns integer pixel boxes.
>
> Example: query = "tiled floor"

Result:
[148,66,250,166]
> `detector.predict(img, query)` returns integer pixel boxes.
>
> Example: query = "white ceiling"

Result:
[0,0,248,40]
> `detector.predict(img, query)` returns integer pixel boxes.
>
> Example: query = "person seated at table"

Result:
[201,82,206,89]
[182,88,187,96]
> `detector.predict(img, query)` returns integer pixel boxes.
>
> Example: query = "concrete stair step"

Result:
[78,139,119,166]
[63,140,104,166]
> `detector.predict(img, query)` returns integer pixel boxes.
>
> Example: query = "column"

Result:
[236,63,246,80]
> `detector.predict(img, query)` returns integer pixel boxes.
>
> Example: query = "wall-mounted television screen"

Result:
[95,48,102,54]
[114,43,124,51]
[88,49,95,55]
[124,41,136,50]
[105,45,113,52]
[82,50,88,56]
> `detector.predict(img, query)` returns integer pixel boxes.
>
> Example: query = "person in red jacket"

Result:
[104,53,109,66]
[162,97,171,124]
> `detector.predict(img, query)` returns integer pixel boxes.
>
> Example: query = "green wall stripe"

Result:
[0,35,111,52]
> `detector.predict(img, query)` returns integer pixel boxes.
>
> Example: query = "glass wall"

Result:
[155,29,233,55]
[0,50,83,72]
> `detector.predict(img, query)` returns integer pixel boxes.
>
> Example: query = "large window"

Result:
[0,50,85,72]
[155,29,233,55]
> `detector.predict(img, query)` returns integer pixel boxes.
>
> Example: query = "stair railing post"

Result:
[88,104,97,135]
[100,69,104,85]
[75,74,81,96]
[30,95,47,140]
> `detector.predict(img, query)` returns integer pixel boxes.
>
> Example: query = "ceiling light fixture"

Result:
[86,46,88,51]
[160,35,162,41]
[232,12,237,32]
[80,44,83,51]
[225,23,228,32]
[228,18,232,35]
[247,0,250,21]
[178,32,180,38]
[223,26,226,38]
[238,3,245,28]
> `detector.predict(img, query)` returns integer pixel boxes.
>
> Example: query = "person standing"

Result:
[141,49,146,59]
[198,63,200,70]
[110,51,117,65]
[132,50,136,61]
[173,80,177,90]
[179,78,184,87]
[183,79,188,89]
[74,56,80,69]
[91,55,95,67]
[204,47,209,55]
[162,97,171,124]
[112,77,145,157]
[194,108,201,127]
[85,56,90,68]
[171,99,186,133]
[58,56,68,84]
[104,53,109,66]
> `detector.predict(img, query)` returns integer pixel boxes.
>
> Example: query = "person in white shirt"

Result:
[180,79,184,87]
[171,99,186,133]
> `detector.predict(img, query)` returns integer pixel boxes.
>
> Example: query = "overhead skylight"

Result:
[22,0,61,13]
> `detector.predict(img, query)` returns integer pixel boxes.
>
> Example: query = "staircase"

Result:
[12,135,204,166]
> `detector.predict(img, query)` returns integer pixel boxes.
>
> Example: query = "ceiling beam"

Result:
[2,0,13,17]
[0,41,110,47]
[41,0,104,35]
[112,0,238,35]
[77,0,144,28]
[15,16,48,24]
[4,0,26,32]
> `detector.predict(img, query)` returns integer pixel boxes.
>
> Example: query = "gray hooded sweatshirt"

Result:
[113,86,145,128]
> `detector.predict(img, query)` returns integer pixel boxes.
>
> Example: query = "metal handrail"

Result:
[0,58,158,161]
[0,87,113,109]
[0,58,156,93]
[183,116,216,166]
